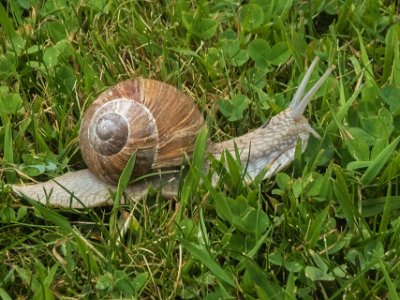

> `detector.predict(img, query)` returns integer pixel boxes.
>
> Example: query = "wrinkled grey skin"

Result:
[12,58,335,208]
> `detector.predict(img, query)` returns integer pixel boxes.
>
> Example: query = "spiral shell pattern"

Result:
[80,79,204,184]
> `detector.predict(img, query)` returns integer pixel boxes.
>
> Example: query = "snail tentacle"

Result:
[211,59,335,181]
[12,59,335,207]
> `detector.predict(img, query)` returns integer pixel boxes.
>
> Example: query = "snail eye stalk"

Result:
[289,57,335,119]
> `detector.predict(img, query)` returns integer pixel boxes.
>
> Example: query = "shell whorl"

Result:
[12,58,335,208]
[80,78,204,184]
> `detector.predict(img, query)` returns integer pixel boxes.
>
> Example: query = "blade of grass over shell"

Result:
[115,152,137,206]
[109,153,137,249]
[178,126,208,223]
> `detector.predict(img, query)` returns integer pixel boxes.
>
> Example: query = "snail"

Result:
[12,57,335,208]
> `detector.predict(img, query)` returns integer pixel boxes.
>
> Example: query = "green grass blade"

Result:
[27,199,72,233]
[115,152,137,205]
[326,83,362,135]
[178,126,208,222]
[336,0,353,33]
[305,206,329,248]
[378,188,392,237]
[3,1,400,298]
[362,196,400,217]
[245,260,282,298]
[333,165,355,230]
[361,135,400,185]
[179,238,235,287]
[0,3,15,38]
[72,229,101,276]
[382,24,398,83]
[0,287,12,300]
[284,272,296,300]
[378,259,400,300]
[355,26,374,85]
[4,121,15,182]
[109,152,137,257]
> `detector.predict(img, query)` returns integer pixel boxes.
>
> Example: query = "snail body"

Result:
[12,58,335,208]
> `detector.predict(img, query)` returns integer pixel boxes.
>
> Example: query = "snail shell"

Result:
[12,57,335,208]
[80,78,204,184]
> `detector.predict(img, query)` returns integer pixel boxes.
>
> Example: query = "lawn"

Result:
[1,0,400,299]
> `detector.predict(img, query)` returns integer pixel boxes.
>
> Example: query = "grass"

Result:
[1,0,400,299]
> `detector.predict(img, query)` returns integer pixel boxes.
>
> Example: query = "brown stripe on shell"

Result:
[80,78,204,184]
[138,79,204,168]
[80,80,158,184]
